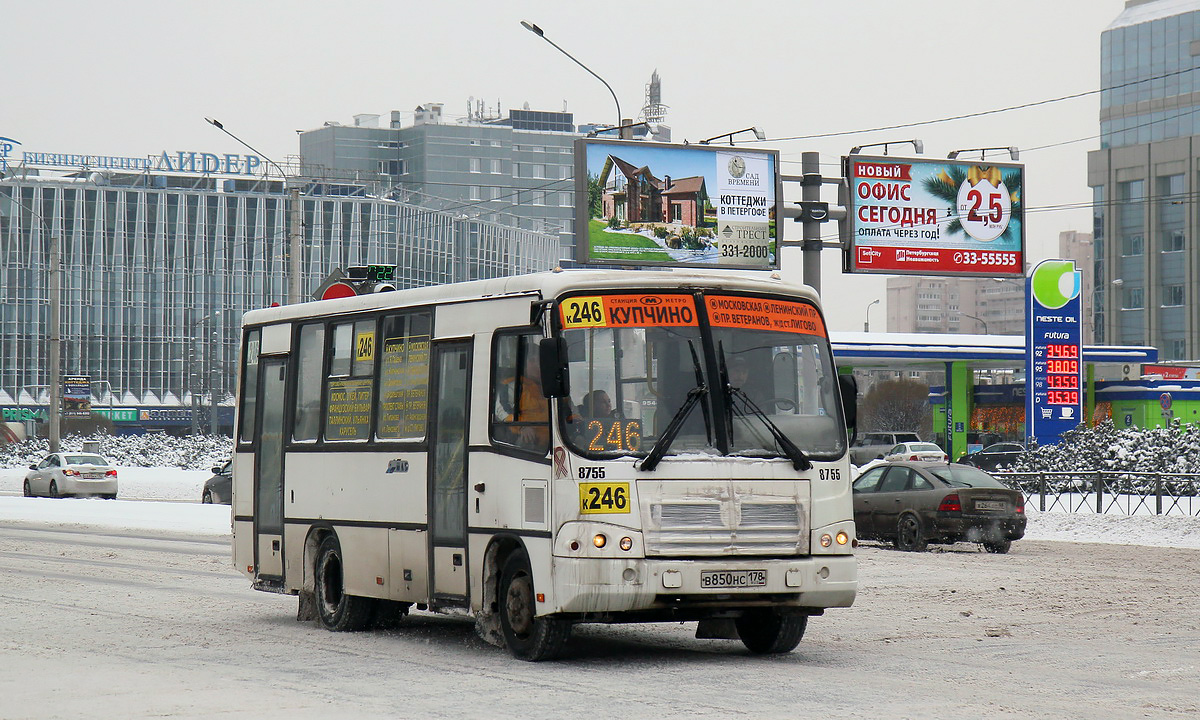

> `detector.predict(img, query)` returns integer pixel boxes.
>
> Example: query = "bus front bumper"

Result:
[548,554,857,617]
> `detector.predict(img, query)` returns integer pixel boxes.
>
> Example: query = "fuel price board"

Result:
[1025,260,1083,446]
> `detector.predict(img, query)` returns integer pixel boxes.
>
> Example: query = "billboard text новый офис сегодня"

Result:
[844,156,1024,278]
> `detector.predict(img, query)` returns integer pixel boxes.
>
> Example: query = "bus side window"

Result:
[491,331,550,455]
[376,311,432,441]
[293,323,325,442]
[238,329,260,444]
[323,319,375,442]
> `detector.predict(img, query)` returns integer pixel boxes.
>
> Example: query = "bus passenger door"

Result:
[428,340,471,603]
[254,357,287,581]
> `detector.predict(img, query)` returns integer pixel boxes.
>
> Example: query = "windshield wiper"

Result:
[688,340,713,446]
[638,384,708,472]
[717,342,810,471]
[639,340,712,472]
[727,387,812,471]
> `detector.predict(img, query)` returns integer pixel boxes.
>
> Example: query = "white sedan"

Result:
[882,442,948,463]
[23,453,118,499]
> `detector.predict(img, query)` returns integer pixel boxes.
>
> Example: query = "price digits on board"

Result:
[1045,359,1078,374]
[1046,390,1080,405]
[586,419,642,453]
[1045,343,1079,358]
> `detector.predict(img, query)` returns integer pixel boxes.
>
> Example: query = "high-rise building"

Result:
[1088,0,1200,360]
[884,231,1092,340]
[885,276,1026,336]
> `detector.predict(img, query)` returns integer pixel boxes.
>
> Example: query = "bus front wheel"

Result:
[314,534,375,631]
[498,550,571,661]
[735,610,807,654]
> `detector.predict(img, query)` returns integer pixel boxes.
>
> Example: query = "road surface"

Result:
[0,523,1197,719]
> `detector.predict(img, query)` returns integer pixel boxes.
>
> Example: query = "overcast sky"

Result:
[3,0,1126,330]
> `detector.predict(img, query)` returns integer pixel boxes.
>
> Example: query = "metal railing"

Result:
[996,471,1200,516]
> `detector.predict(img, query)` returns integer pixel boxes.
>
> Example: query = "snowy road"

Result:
[1,517,1198,719]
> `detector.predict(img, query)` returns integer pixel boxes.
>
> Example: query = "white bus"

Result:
[232,269,858,660]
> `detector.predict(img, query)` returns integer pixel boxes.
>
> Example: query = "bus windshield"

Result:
[558,292,845,461]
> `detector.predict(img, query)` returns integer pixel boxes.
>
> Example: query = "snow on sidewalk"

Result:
[1,466,1199,548]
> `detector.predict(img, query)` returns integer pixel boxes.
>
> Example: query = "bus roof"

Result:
[240,268,820,327]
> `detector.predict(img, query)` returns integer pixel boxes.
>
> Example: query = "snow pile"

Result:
[0,434,233,470]
[1014,421,1200,474]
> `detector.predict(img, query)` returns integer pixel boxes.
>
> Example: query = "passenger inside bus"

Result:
[493,340,550,451]
[579,389,616,418]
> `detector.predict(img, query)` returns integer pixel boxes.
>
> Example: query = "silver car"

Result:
[23,453,118,499]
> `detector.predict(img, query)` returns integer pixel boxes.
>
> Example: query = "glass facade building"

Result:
[1088,0,1200,358]
[0,168,557,424]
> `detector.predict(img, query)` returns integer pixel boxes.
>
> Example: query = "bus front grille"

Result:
[638,481,810,557]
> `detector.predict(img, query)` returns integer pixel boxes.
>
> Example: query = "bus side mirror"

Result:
[539,337,570,398]
[838,374,858,431]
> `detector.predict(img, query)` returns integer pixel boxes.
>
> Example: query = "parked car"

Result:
[851,461,1026,553]
[23,453,118,499]
[849,431,921,465]
[882,442,948,463]
[957,442,1026,471]
[203,460,232,505]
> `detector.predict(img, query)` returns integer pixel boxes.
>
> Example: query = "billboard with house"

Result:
[574,139,781,269]
[843,155,1024,278]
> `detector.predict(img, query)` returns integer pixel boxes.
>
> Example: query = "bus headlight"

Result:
[619,536,633,551]
[592,534,607,549]
[836,531,850,546]
[820,534,833,548]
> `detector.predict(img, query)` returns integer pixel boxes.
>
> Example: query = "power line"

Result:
[759,66,1200,143]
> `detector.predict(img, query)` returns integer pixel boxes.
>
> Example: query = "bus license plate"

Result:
[700,570,767,589]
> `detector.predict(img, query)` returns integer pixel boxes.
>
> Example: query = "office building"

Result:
[1088,0,1200,359]
[0,150,556,432]
[299,103,580,259]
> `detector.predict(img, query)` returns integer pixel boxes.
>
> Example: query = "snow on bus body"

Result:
[231,268,857,660]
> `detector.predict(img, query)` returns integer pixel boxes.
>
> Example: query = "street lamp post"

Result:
[864,298,880,332]
[11,194,63,452]
[520,21,625,135]
[205,117,303,305]
[962,312,988,334]
[48,227,60,453]
[210,315,220,435]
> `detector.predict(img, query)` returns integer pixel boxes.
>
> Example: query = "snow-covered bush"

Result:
[1012,421,1200,474]
[0,434,233,470]
[1009,421,1200,496]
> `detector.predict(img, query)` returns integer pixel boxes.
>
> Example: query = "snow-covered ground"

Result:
[2,466,1199,548]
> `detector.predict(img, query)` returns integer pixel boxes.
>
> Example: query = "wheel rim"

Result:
[505,572,535,639]
[49,481,58,497]
[899,517,918,547]
[202,491,212,503]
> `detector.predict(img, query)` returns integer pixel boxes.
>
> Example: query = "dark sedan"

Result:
[957,442,1025,471]
[202,460,232,504]
[852,461,1026,553]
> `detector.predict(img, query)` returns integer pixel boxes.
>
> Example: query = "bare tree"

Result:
[860,378,932,438]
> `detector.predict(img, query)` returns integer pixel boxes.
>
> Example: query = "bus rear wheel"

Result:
[314,534,375,631]
[735,610,807,654]
[498,550,570,661]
